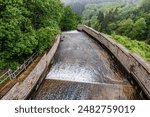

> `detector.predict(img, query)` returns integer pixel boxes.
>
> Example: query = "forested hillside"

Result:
[62,0,138,15]
[62,0,150,62]
[0,0,149,71]
[0,0,80,70]
[81,0,150,61]
[82,0,149,40]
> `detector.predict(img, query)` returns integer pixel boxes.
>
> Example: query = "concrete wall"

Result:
[77,25,150,99]
[2,35,60,100]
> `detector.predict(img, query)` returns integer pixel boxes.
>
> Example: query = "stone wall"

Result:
[77,25,150,99]
[2,35,60,100]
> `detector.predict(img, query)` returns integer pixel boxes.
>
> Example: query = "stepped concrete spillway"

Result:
[33,31,140,100]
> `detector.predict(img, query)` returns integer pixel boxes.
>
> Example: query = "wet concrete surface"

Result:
[34,79,140,100]
[33,31,141,100]
[47,31,129,84]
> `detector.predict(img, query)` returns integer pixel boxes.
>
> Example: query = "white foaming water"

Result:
[46,31,128,84]
[63,30,79,34]
[46,62,96,83]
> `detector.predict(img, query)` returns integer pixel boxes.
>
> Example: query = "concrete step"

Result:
[33,79,141,100]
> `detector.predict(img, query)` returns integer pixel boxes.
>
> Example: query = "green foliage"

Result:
[111,34,150,62]
[116,18,134,37]
[0,0,80,70]
[131,18,146,39]
[115,18,146,39]
[36,27,60,53]
[0,59,18,71]
[60,6,81,31]
[81,0,150,62]
[82,0,150,40]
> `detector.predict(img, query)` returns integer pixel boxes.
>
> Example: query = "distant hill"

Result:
[61,0,139,15]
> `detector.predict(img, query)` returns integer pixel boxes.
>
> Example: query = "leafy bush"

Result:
[60,6,81,31]
[0,59,19,71]
[111,34,150,62]
[36,27,60,53]
[82,0,150,40]
[0,0,80,70]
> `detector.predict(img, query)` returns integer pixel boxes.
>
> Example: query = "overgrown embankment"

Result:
[111,34,150,62]
[0,0,80,70]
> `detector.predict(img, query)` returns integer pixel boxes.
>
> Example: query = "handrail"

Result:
[0,53,38,84]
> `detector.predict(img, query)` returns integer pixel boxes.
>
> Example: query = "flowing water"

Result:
[33,31,140,100]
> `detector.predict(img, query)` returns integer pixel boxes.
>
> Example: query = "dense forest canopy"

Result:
[81,0,150,40]
[62,0,150,62]
[0,0,150,71]
[62,0,149,40]
[0,0,80,70]
[61,0,139,15]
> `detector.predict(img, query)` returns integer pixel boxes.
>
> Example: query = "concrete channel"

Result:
[32,31,141,100]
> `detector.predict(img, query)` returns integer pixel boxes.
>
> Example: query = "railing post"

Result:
[8,69,13,80]
[13,73,17,79]
[24,61,26,70]
[0,52,38,84]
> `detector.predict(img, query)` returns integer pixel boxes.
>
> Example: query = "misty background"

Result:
[61,0,139,15]
[60,0,150,62]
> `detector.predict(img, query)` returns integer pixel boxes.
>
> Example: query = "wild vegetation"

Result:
[82,0,149,39]
[76,0,150,61]
[62,0,138,15]
[0,0,80,70]
[0,0,149,71]
[111,34,150,62]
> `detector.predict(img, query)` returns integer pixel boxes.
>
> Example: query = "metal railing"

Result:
[0,53,38,84]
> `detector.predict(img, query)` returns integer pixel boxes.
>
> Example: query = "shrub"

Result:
[111,33,150,62]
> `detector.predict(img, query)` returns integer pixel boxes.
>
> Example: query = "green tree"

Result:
[116,18,134,37]
[97,11,104,23]
[131,18,147,39]
[61,6,81,31]
[0,0,80,70]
